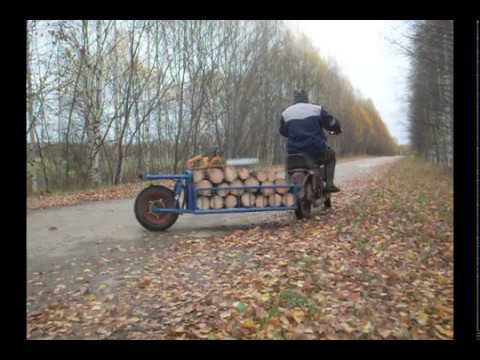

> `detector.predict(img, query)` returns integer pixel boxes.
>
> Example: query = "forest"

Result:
[399,20,453,167]
[27,20,398,194]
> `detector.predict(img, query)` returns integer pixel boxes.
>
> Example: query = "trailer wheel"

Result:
[134,185,179,231]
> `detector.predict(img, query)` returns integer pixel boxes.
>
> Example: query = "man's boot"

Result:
[324,159,340,193]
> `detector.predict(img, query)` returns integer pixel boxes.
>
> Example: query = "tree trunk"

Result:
[27,21,40,193]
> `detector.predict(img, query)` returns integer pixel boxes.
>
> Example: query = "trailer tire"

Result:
[134,185,179,231]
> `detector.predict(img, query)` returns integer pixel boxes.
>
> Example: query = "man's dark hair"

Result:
[294,89,309,103]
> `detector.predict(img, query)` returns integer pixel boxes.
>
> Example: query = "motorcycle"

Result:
[286,130,341,219]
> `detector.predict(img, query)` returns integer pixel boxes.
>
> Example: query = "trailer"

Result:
[134,170,300,231]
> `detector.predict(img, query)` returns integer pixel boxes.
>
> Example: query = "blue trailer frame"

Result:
[143,170,300,215]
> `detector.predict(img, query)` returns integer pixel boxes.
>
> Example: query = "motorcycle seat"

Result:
[286,153,321,172]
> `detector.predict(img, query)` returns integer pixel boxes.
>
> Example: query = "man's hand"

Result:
[329,122,342,135]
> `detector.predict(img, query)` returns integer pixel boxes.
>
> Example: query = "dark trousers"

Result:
[317,147,336,187]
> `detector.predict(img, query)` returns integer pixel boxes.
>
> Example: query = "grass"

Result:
[278,289,319,316]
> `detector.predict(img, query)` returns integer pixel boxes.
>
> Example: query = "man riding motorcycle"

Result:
[279,90,342,193]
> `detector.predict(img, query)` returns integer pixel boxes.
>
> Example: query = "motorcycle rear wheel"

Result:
[324,196,332,208]
[295,198,312,219]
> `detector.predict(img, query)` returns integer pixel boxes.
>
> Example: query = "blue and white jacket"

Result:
[279,102,341,158]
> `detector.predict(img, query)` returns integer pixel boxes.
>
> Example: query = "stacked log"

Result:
[240,193,256,207]
[255,195,267,208]
[225,195,238,208]
[267,170,282,182]
[193,169,205,183]
[261,181,274,196]
[238,167,250,180]
[274,178,289,194]
[224,166,238,182]
[210,195,224,209]
[268,193,283,207]
[244,177,259,193]
[230,179,245,196]
[216,182,230,197]
[193,167,294,210]
[197,196,210,210]
[197,179,212,196]
[207,168,224,184]
[282,193,295,207]
[254,170,268,182]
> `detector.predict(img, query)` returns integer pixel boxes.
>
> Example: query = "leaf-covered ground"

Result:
[27,158,453,340]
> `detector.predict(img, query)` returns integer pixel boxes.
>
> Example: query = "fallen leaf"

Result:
[241,319,256,331]
[378,328,392,338]
[291,309,305,324]
[434,325,453,339]
[342,323,355,334]
[362,321,374,334]
[416,311,429,326]
[234,302,247,313]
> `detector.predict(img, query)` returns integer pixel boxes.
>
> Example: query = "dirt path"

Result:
[27,156,402,314]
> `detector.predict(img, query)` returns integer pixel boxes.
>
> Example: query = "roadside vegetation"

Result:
[27,20,397,196]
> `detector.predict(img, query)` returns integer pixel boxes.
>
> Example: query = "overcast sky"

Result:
[285,20,411,144]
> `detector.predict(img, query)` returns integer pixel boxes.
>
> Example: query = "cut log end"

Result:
[207,168,225,184]
[216,182,230,197]
[261,181,274,196]
[268,193,283,207]
[282,193,295,207]
[255,195,267,208]
[224,166,238,182]
[267,170,280,182]
[240,193,256,207]
[254,170,268,183]
[274,178,289,194]
[210,195,224,209]
[196,196,210,210]
[230,180,245,196]
[238,167,250,180]
[196,179,212,196]
[225,195,238,208]
[244,177,259,193]
[192,169,205,183]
